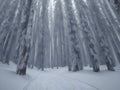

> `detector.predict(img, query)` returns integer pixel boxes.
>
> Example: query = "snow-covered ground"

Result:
[0,62,120,90]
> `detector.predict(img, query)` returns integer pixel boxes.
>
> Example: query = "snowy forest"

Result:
[0,0,120,90]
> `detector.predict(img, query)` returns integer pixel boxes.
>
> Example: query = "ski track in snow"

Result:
[24,70,101,90]
[23,72,41,90]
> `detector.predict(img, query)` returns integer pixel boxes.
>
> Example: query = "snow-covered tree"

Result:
[16,0,33,75]
[65,0,83,71]
[0,0,19,64]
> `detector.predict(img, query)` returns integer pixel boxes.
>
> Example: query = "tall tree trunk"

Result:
[16,0,32,75]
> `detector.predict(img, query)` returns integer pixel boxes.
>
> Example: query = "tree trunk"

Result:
[16,0,32,75]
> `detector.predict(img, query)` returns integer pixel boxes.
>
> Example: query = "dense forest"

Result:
[0,0,120,75]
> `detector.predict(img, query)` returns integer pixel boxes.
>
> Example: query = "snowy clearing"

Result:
[0,62,120,90]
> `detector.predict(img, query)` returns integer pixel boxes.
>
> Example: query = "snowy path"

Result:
[25,69,101,90]
[0,62,120,90]
[24,66,120,90]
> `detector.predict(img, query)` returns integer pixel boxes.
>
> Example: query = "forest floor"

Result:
[0,62,120,90]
